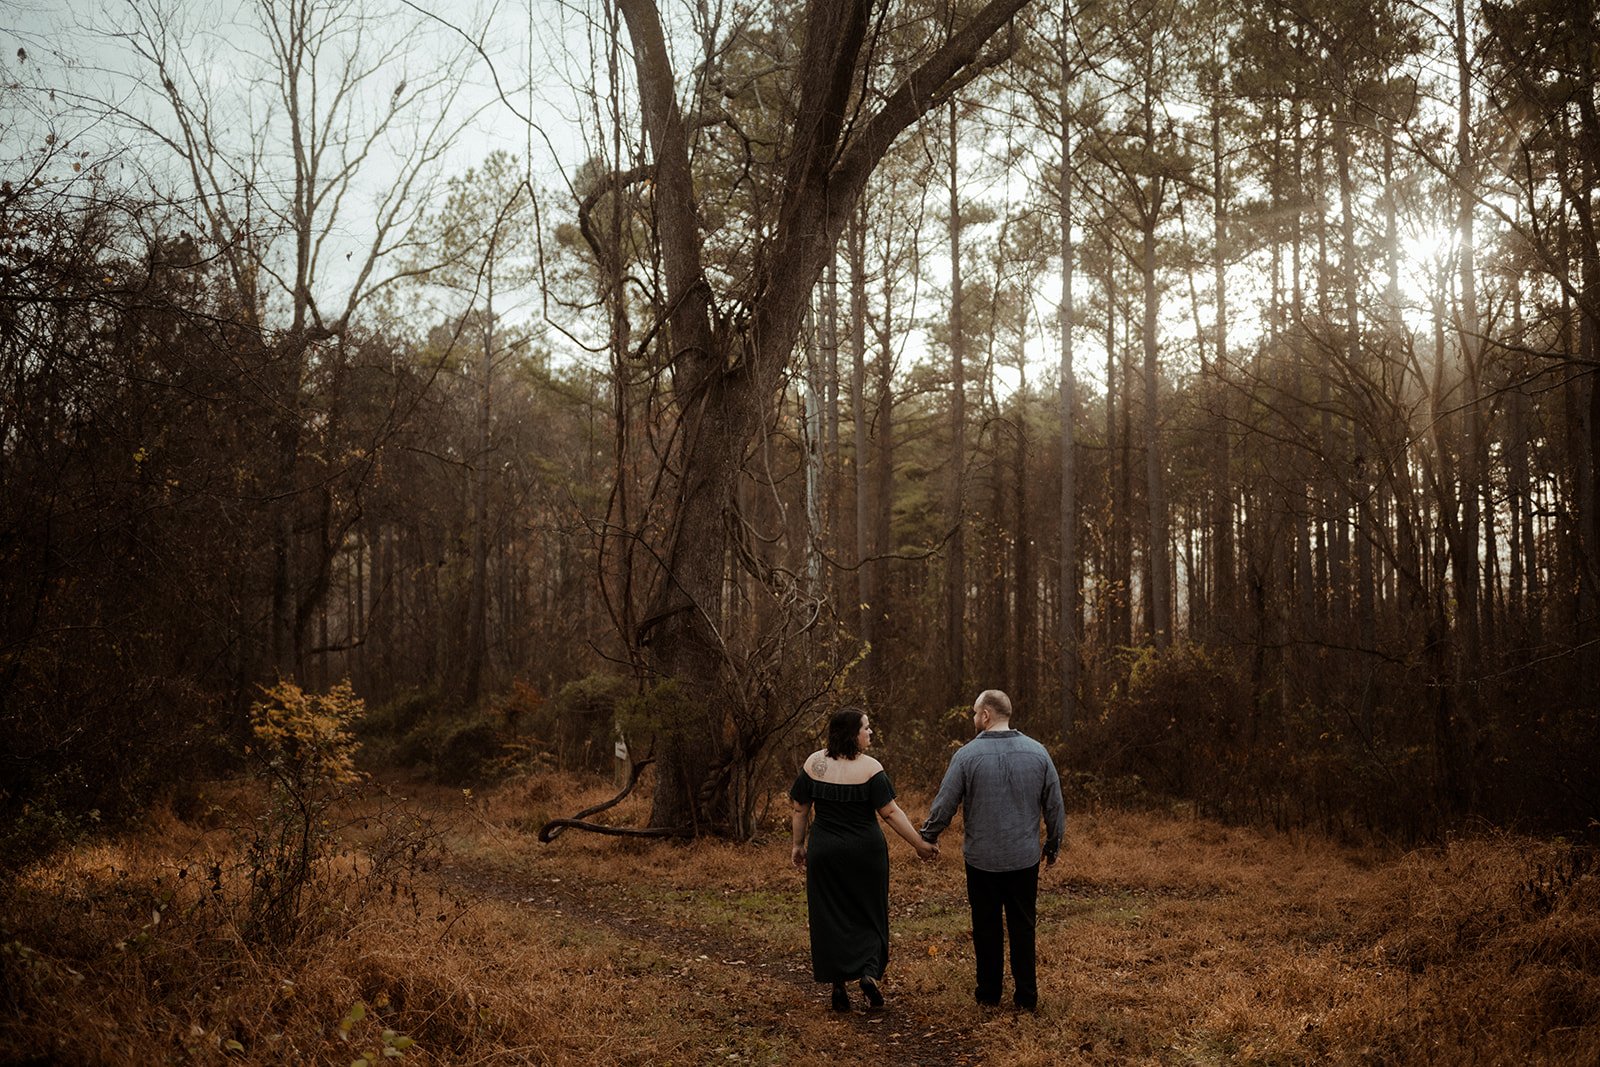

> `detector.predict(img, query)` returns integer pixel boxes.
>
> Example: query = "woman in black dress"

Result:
[790,708,939,1011]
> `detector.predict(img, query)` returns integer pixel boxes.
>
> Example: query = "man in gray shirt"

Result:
[920,689,1066,1011]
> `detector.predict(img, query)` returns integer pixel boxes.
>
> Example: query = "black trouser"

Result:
[964,862,1039,1006]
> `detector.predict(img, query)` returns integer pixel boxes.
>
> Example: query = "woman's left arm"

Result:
[790,801,810,869]
[878,801,938,859]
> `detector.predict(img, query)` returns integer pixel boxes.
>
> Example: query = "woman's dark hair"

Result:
[825,707,866,759]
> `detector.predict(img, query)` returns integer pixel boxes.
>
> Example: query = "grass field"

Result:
[3,768,1597,1064]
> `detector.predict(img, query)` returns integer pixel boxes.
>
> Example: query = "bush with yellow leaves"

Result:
[242,679,366,946]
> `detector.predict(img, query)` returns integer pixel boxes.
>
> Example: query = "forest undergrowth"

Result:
[3,767,1598,1065]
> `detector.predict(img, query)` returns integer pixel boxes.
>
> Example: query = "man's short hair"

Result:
[976,689,1012,719]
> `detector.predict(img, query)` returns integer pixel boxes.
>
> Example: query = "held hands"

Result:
[915,838,940,863]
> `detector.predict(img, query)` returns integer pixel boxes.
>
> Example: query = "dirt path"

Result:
[437,855,989,1067]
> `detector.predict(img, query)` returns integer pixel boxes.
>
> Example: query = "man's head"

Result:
[972,689,1012,733]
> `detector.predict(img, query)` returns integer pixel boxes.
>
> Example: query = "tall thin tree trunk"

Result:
[1507,287,1535,631]
[1334,100,1377,745]
[803,304,825,595]
[1291,100,1315,639]
[824,251,843,613]
[464,275,495,708]
[270,340,306,680]
[1104,233,1121,658]
[849,207,873,654]
[1264,92,1288,720]
[1210,84,1234,639]
[1429,250,1466,815]
[1141,204,1170,647]
[1453,0,1484,802]
[1572,36,1600,628]
[1120,280,1137,653]
[872,265,897,690]
[1014,301,1033,715]
[1058,38,1078,734]
[825,248,841,491]
[946,101,969,694]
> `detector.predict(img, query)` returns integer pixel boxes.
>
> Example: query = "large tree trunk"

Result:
[616,0,1031,835]
[642,371,765,833]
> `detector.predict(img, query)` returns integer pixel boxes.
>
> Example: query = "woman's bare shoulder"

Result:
[839,754,885,787]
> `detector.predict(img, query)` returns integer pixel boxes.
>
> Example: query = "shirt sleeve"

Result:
[789,769,813,806]
[868,769,896,809]
[919,749,966,841]
[1041,756,1066,856]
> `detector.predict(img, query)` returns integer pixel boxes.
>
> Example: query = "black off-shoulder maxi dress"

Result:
[790,768,894,983]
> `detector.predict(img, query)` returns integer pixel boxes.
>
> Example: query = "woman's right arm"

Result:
[879,800,939,860]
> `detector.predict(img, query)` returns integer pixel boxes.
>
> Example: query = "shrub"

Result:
[0,769,98,885]
[357,688,455,766]
[1095,641,1250,802]
[434,717,505,786]
[384,709,511,785]
[0,672,220,879]
[241,678,364,946]
[360,687,448,740]
[545,674,633,772]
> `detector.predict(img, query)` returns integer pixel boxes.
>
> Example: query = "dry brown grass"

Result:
[3,769,1597,1065]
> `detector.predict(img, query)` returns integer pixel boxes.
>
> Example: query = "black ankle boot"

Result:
[831,982,850,1011]
[860,975,884,1009]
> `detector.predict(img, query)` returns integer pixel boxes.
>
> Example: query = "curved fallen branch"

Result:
[537,819,681,841]
[538,758,681,842]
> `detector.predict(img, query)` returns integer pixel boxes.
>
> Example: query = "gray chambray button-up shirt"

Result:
[920,729,1066,873]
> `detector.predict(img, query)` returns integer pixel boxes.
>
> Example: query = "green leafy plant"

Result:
[339,998,417,1064]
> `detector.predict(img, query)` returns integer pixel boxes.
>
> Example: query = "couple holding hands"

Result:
[789,689,1067,1013]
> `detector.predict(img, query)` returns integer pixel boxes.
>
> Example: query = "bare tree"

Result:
[99,0,477,681]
